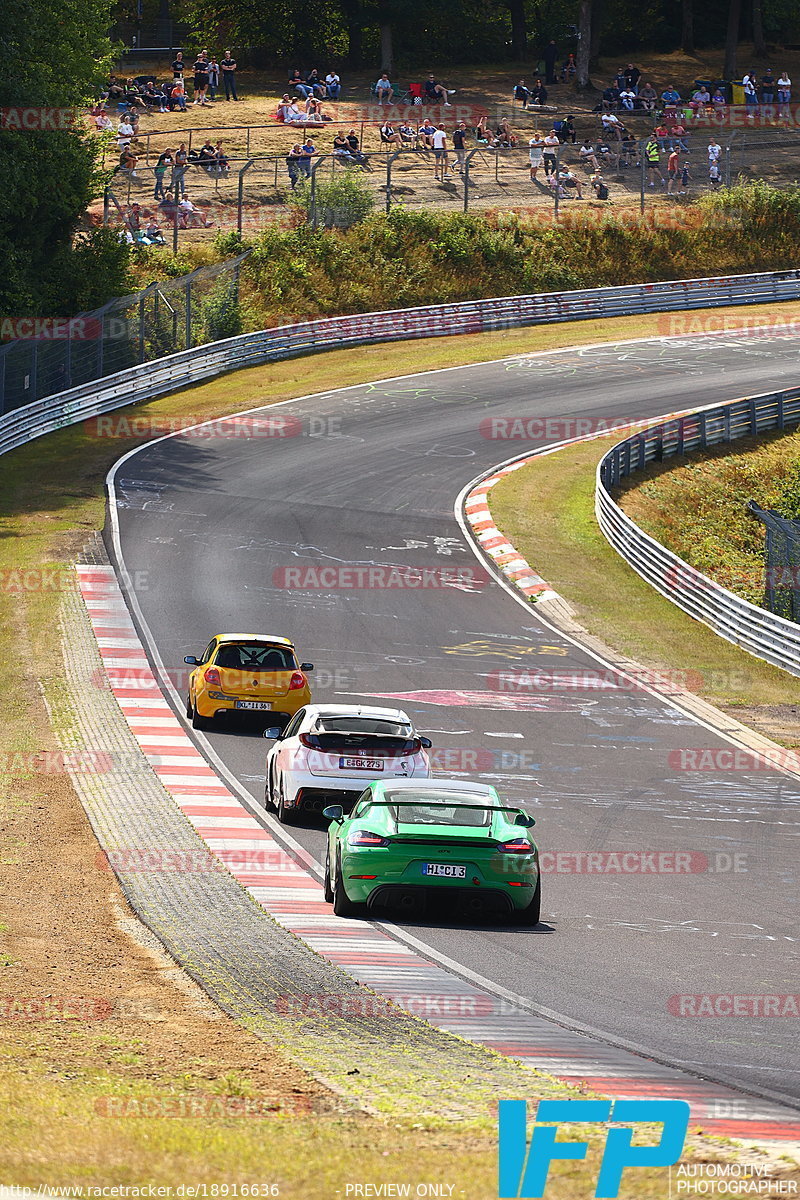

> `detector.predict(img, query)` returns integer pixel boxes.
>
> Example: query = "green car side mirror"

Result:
[515,812,536,827]
[322,805,344,822]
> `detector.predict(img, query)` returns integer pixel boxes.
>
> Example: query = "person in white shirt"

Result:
[777,73,791,106]
[325,71,341,99]
[543,129,560,176]
[116,117,135,147]
[619,88,635,110]
[432,124,449,179]
[375,74,393,103]
[707,138,721,166]
[178,194,209,227]
[94,110,113,131]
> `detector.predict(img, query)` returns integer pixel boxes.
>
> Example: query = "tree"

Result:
[682,0,695,54]
[724,0,741,79]
[576,0,592,90]
[752,0,767,57]
[0,0,129,319]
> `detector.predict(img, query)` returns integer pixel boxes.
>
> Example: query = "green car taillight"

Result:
[347,830,390,848]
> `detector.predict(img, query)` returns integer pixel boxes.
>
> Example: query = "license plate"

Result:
[422,862,467,879]
[235,700,272,710]
[339,757,384,770]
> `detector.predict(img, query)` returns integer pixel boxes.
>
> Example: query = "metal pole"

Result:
[138,291,145,362]
[237,158,255,235]
[553,146,560,222]
[385,149,404,215]
[309,155,328,229]
[103,188,110,225]
[463,148,480,213]
[247,128,251,158]
[173,201,179,252]
[185,278,191,349]
[724,143,731,187]
[640,137,646,214]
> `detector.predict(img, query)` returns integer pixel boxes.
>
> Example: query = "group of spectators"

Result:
[97,51,240,120]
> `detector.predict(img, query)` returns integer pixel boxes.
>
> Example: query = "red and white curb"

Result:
[464,460,559,602]
[77,563,800,1144]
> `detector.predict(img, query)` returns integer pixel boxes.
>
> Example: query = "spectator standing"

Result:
[707,137,721,170]
[221,51,238,100]
[172,51,185,80]
[666,147,679,193]
[680,161,692,193]
[172,142,189,196]
[452,122,467,171]
[375,74,393,103]
[543,40,557,85]
[299,139,315,178]
[543,128,560,177]
[645,136,662,187]
[432,124,449,179]
[742,72,758,107]
[286,144,303,189]
[777,72,791,110]
[623,63,641,93]
[709,160,722,188]
[207,57,220,100]
[192,52,210,104]
[153,149,172,199]
[761,69,775,106]
[527,132,546,180]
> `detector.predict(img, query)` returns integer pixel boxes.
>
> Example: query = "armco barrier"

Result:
[3,267,800,461]
[596,388,800,676]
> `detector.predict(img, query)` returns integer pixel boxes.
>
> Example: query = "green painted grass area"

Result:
[490,438,800,723]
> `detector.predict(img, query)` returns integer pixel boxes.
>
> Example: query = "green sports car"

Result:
[322,777,540,924]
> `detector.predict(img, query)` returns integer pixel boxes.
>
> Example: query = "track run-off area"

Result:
[103,328,800,1132]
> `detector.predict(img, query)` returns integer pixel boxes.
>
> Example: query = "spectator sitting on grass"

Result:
[514,80,530,107]
[306,68,327,98]
[117,115,135,147]
[107,75,125,100]
[375,74,393,103]
[277,93,293,120]
[495,117,517,146]
[591,174,609,199]
[215,142,229,174]
[284,99,305,123]
[424,75,454,105]
[124,80,147,110]
[116,145,138,178]
[333,130,356,159]
[179,194,212,227]
[94,108,113,131]
[561,54,576,82]
[142,218,165,246]
[304,97,326,123]
[326,71,341,99]
[602,81,620,110]
[197,141,216,172]
[158,191,178,221]
[530,78,548,106]
[556,167,584,198]
[290,69,313,98]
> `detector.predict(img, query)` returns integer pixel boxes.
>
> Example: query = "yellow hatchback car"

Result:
[184,634,314,730]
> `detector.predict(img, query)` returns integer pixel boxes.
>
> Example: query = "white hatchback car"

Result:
[264,704,432,824]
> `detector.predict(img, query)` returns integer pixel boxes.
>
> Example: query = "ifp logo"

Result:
[498,1098,690,1197]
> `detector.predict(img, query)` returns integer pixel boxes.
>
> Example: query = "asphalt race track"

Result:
[110,330,800,1107]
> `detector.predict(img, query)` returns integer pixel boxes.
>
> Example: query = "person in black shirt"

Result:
[221,51,238,100]
[530,79,548,106]
[306,69,326,98]
[346,129,370,169]
[193,53,210,104]
[172,52,184,79]
[623,63,641,93]
[452,122,467,171]
[514,80,530,108]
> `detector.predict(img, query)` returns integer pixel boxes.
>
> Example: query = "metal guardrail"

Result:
[4,266,800,457]
[596,388,800,676]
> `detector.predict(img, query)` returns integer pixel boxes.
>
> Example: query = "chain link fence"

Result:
[0,252,251,414]
[748,502,800,622]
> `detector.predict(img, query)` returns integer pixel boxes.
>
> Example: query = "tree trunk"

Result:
[589,0,604,66]
[342,0,363,68]
[724,0,741,79]
[752,0,766,56]
[506,0,527,58]
[576,0,592,90]
[682,0,694,54]
[380,22,393,74]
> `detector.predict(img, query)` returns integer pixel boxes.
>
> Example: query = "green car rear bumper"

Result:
[340,846,539,912]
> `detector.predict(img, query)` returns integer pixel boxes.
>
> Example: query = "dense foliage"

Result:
[0,0,131,319]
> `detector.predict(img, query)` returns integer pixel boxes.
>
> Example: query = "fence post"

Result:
[237,158,255,235]
[724,143,732,187]
[246,127,251,158]
[640,137,646,214]
[173,201,179,252]
[185,278,192,349]
[385,149,404,215]
[103,188,110,225]
[463,148,480,213]
[749,396,757,433]
[778,392,785,430]
[553,146,560,222]
[309,155,329,229]
[138,290,146,362]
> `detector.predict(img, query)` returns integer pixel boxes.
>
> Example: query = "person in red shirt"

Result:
[666,148,680,193]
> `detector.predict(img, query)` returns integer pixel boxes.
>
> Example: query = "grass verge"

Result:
[489,435,800,744]
[3,303,799,1188]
